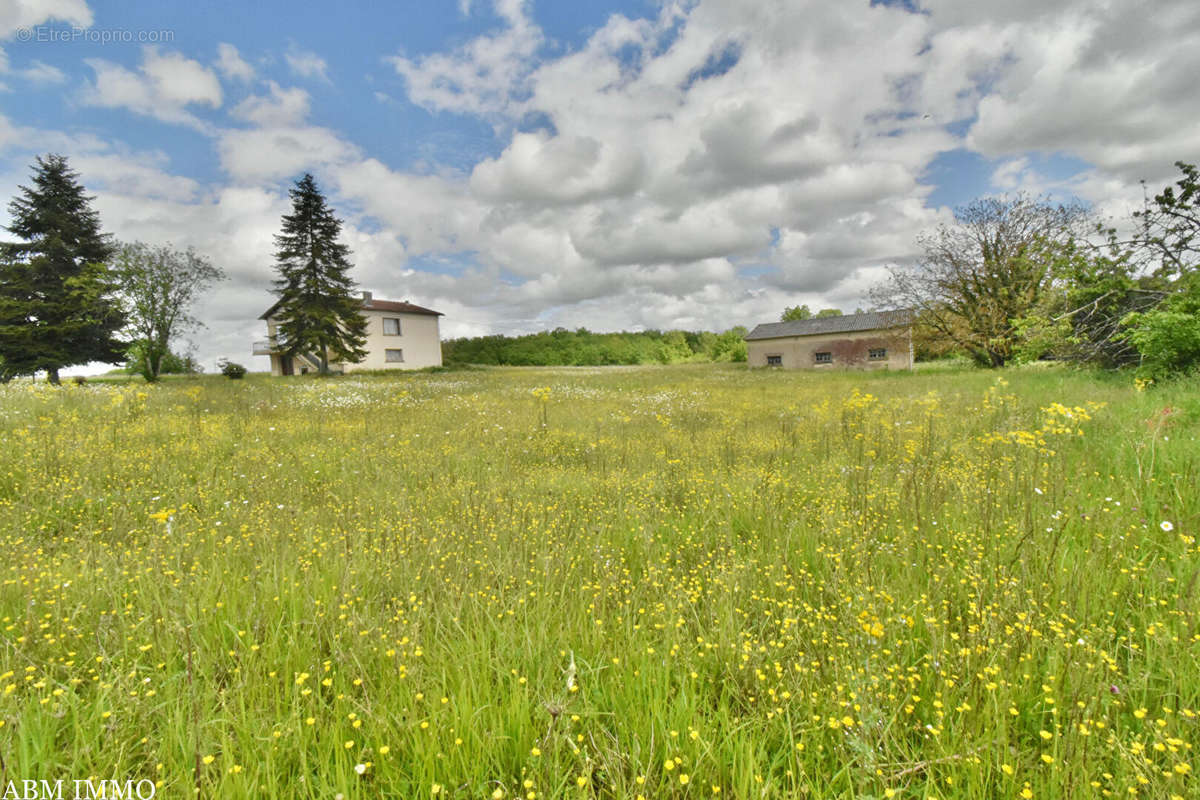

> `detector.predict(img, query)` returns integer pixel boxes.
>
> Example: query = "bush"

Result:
[218,359,247,380]
[124,343,203,381]
[1121,273,1200,380]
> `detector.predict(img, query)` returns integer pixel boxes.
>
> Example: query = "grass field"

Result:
[1,364,1197,799]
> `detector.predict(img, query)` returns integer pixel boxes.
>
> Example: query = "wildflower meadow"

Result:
[0,364,1196,799]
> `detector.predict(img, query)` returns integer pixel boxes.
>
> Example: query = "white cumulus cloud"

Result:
[284,45,329,82]
[82,46,222,129]
[215,42,254,82]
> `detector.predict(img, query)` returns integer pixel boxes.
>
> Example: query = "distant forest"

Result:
[441,327,749,366]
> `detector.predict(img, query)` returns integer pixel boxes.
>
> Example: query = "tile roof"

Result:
[260,296,442,320]
[362,298,442,316]
[744,310,912,340]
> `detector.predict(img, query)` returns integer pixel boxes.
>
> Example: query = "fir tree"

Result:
[0,154,124,383]
[270,173,368,374]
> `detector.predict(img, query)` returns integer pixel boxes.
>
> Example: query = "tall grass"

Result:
[0,364,1197,798]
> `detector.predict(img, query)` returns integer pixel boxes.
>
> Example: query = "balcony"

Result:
[254,331,295,356]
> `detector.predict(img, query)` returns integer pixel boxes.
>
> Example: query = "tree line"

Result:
[442,327,748,366]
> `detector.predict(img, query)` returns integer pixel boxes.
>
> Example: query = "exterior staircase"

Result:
[294,351,325,372]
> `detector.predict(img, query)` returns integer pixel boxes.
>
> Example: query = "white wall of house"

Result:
[263,308,442,375]
[347,309,442,371]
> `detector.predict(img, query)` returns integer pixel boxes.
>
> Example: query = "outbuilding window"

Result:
[766,354,782,366]
[385,348,404,363]
[814,351,832,364]
[383,317,402,335]
[868,348,887,360]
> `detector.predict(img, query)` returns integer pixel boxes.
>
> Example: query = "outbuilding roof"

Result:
[744,309,912,341]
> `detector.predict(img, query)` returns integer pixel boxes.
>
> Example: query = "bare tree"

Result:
[1135,161,1200,278]
[875,194,1090,367]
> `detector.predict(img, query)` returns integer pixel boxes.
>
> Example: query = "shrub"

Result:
[218,359,247,380]
[1121,273,1200,380]
[124,343,204,379]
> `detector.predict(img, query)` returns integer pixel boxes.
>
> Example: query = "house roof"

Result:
[260,296,443,320]
[361,298,443,316]
[744,310,912,341]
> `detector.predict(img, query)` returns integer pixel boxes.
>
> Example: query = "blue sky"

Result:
[8,1,667,180]
[1,0,1197,369]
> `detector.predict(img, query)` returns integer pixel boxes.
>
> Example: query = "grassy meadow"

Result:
[1,364,1198,799]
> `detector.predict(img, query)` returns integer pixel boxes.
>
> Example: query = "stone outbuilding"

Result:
[744,310,913,370]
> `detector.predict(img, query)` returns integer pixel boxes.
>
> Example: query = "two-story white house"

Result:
[254,291,443,375]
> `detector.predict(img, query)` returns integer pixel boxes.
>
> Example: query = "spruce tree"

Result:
[271,173,368,374]
[0,154,124,383]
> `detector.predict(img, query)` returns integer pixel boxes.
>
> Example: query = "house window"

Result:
[385,349,404,363]
[766,354,782,366]
[814,352,832,364]
[869,347,887,360]
[383,317,402,335]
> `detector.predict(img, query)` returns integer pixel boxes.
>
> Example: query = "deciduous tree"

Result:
[1118,162,1200,377]
[781,304,811,321]
[112,241,225,381]
[1135,161,1200,278]
[877,193,1089,367]
[1014,163,1199,370]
